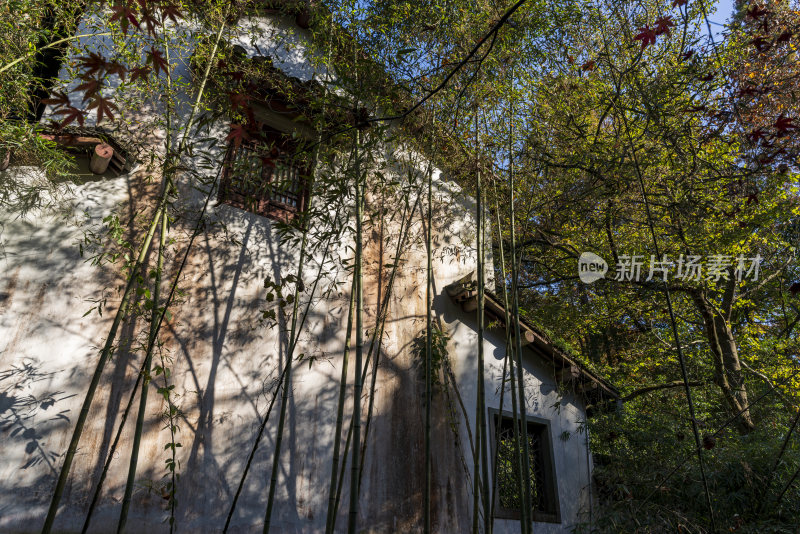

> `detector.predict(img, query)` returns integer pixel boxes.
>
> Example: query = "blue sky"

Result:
[707,0,735,36]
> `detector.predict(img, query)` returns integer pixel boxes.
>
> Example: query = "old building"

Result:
[0,5,618,533]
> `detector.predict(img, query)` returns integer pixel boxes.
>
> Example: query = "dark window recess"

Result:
[492,413,560,523]
[219,131,310,223]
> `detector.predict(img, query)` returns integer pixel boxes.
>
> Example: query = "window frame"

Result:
[218,127,311,224]
[488,408,562,524]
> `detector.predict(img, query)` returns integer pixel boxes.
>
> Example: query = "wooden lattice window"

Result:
[218,129,310,224]
[491,411,561,523]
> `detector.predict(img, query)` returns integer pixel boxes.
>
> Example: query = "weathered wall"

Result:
[0,10,595,534]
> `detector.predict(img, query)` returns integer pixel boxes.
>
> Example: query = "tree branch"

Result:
[621,380,706,402]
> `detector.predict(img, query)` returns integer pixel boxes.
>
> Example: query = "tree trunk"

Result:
[691,287,755,433]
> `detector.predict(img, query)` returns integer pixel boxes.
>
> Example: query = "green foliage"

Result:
[583,400,800,533]
[413,324,451,390]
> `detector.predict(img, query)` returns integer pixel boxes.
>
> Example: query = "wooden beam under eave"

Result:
[252,105,317,141]
[556,365,580,383]
[576,381,598,394]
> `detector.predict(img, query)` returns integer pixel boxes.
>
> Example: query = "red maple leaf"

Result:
[789,281,800,296]
[75,77,101,101]
[139,7,159,36]
[161,4,183,25]
[41,90,71,108]
[110,4,140,34]
[129,65,150,83]
[77,51,108,77]
[228,92,251,111]
[226,124,250,148]
[737,86,759,97]
[105,59,127,80]
[53,105,86,128]
[654,16,675,36]
[87,94,119,124]
[774,115,798,133]
[224,70,245,81]
[751,36,770,52]
[634,26,657,49]
[748,127,768,143]
[746,5,768,20]
[581,60,596,71]
[147,48,168,76]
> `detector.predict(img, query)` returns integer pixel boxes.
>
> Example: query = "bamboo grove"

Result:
[1,0,799,533]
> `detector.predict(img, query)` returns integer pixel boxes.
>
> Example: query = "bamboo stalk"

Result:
[41,201,164,534]
[117,203,168,533]
[471,112,481,534]
[508,84,534,534]
[475,110,491,534]
[223,364,286,533]
[358,190,415,491]
[117,14,179,528]
[489,178,512,522]
[347,129,364,534]
[325,279,356,534]
[333,400,353,527]
[161,32,178,534]
[160,350,178,534]
[82,154,225,533]
[759,409,800,513]
[425,153,434,534]
[0,32,112,74]
[227,153,337,534]
[262,246,309,533]
[41,12,229,531]
[263,162,321,534]
[81,356,146,534]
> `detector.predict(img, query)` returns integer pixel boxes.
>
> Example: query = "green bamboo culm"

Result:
[118,12,180,528]
[41,201,165,534]
[83,154,226,534]
[471,109,481,534]
[328,172,406,531]
[425,147,434,534]
[81,350,147,533]
[358,188,417,490]
[263,158,321,534]
[347,128,364,534]
[262,231,310,533]
[117,202,168,533]
[489,178,512,521]
[475,109,491,534]
[325,279,356,534]
[508,75,534,534]
[41,13,229,531]
[226,215,335,532]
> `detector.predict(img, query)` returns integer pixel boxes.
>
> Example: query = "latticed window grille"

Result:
[492,414,560,522]
[219,132,309,223]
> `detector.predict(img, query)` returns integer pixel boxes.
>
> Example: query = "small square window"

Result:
[218,128,310,224]
[490,411,561,523]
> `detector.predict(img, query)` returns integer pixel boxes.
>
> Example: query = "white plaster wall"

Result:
[0,10,593,534]
[441,299,595,533]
